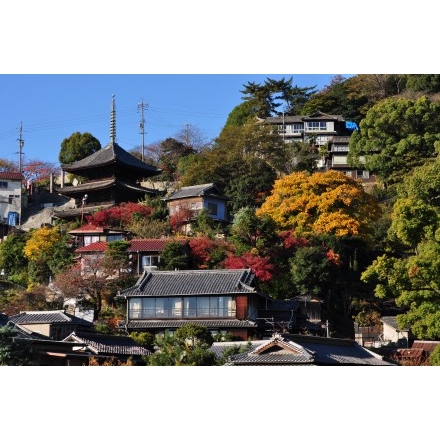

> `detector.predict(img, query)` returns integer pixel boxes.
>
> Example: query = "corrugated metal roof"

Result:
[75,241,108,253]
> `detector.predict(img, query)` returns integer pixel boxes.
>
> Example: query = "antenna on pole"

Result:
[137,99,148,162]
[17,122,24,173]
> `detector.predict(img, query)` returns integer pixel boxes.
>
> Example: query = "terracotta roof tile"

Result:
[75,241,108,253]
[0,172,24,180]
[128,238,188,252]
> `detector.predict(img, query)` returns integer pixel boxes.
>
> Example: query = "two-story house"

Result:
[263,111,374,186]
[0,171,23,231]
[116,268,267,340]
[116,268,325,341]
[164,183,230,234]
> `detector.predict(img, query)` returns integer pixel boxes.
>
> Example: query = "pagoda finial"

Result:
[110,94,116,143]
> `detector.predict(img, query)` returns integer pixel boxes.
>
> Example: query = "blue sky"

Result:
[0,74,353,168]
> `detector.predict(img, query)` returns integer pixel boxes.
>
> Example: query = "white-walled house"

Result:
[0,171,23,228]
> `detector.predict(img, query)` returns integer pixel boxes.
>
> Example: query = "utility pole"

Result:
[17,122,24,173]
[183,123,190,148]
[137,99,148,162]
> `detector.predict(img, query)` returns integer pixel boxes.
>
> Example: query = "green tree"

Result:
[240,76,316,117]
[348,96,440,188]
[160,240,190,270]
[429,345,440,365]
[228,206,278,253]
[59,132,101,165]
[360,158,440,339]
[0,325,35,365]
[147,324,216,366]
[158,137,195,181]
[0,231,29,281]
[406,74,440,93]
[222,101,256,130]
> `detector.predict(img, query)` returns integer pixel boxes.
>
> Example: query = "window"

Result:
[207,203,218,216]
[129,298,142,319]
[8,195,13,204]
[0,181,7,188]
[284,123,304,134]
[197,297,210,317]
[356,170,369,179]
[333,155,348,165]
[107,235,124,242]
[142,255,160,268]
[333,145,349,152]
[129,296,236,319]
[184,297,197,317]
[84,235,100,246]
[306,121,327,131]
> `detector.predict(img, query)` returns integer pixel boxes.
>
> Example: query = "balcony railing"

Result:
[129,307,236,319]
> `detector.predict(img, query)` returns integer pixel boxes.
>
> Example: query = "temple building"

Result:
[54,96,162,221]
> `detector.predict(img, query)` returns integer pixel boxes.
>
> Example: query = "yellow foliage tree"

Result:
[24,226,62,262]
[256,170,381,237]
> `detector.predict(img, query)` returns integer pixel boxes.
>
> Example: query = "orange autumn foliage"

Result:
[256,170,381,237]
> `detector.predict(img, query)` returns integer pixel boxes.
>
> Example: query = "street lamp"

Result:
[81,194,88,224]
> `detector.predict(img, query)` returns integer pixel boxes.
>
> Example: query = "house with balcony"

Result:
[262,111,374,186]
[68,223,130,249]
[116,268,325,340]
[0,171,23,232]
[116,268,268,340]
[127,238,189,275]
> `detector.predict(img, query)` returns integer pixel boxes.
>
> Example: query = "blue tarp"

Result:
[7,211,18,226]
[346,121,359,131]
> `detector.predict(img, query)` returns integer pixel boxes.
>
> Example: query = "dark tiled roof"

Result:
[165,183,228,201]
[62,142,161,176]
[212,334,395,366]
[118,269,258,298]
[301,111,344,121]
[287,334,393,365]
[63,331,151,356]
[57,178,117,194]
[120,319,257,330]
[57,178,159,196]
[0,172,24,180]
[381,316,409,331]
[128,238,188,253]
[263,112,345,124]
[214,334,315,365]
[8,310,93,326]
[5,322,54,340]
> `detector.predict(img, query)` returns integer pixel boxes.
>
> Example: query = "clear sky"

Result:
[0,74,353,168]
